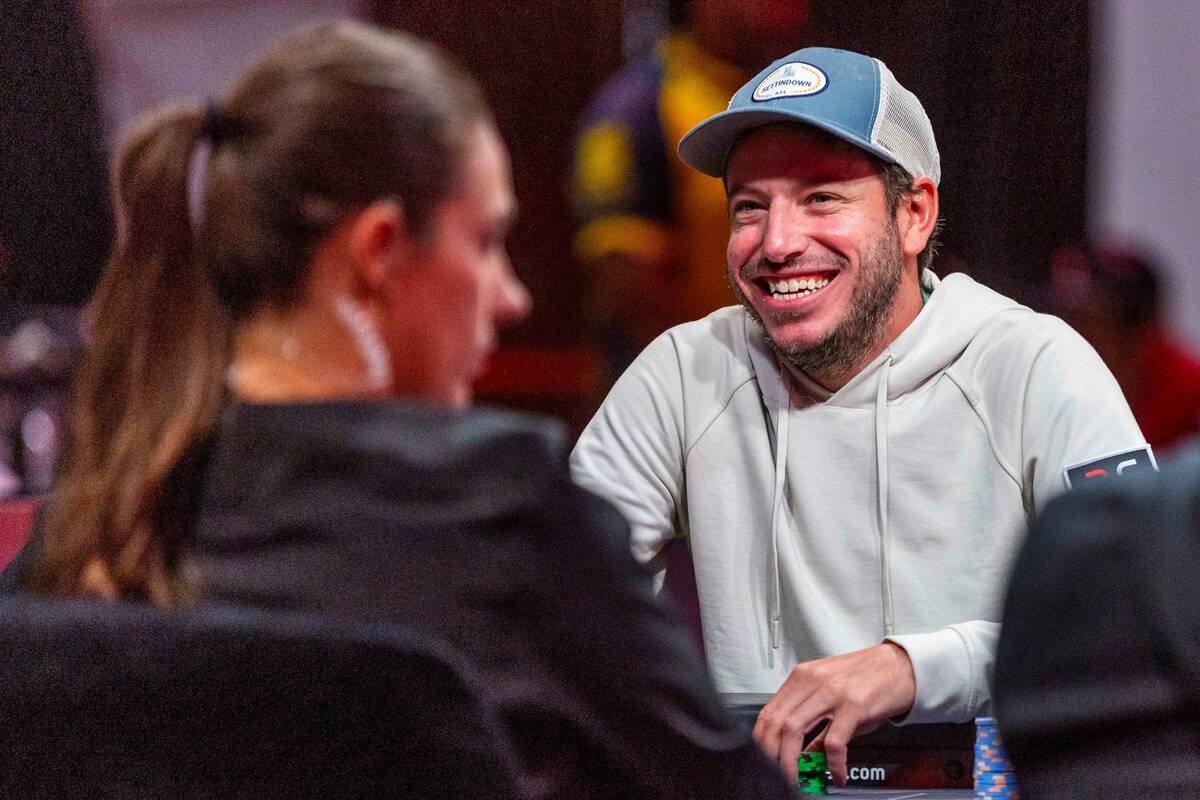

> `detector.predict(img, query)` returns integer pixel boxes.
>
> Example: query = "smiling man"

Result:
[570,47,1150,786]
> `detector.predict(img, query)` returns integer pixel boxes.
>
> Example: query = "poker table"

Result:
[829,790,972,799]
[723,695,982,797]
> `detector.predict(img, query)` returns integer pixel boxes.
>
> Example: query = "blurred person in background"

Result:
[571,0,808,384]
[1050,241,1200,452]
[1,21,792,799]
[0,0,110,306]
[994,435,1200,799]
[0,0,111,495]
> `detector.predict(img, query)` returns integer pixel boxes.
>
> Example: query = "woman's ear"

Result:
[345,198,407,293]
[897,176,938,261]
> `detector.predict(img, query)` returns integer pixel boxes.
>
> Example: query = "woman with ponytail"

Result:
[3,21,791,800]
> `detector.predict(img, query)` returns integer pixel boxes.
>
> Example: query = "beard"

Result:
[729,218,904,378]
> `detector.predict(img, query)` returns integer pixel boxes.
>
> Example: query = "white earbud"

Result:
[334,296,392,391]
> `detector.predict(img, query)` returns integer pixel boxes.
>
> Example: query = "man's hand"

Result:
[752,642,916,786]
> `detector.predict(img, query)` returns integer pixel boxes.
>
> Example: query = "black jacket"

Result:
[8,401,791,800]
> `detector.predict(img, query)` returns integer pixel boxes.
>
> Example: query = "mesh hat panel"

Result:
[871,60,940,185]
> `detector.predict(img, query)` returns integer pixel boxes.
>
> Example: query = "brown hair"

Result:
[28,21,489,604]
[879,162,942,275]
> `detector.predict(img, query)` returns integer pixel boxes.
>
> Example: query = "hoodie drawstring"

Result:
[768,367,790,662]
[876,354,896,636]
[769,352,896,658]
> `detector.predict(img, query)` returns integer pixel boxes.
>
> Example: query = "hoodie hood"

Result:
[747,270,1026,408]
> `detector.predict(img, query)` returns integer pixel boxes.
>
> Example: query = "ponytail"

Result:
[26,21,491,604]
[29,104,231,604]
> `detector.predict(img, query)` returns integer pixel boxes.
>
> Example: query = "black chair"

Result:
[994,459,1200,799]
[0,596,523,799]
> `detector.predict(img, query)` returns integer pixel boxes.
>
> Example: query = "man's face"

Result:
[724,124,906,382]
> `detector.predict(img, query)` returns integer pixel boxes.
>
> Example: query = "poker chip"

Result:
[797,751,830,796]
[974,717,1020,798]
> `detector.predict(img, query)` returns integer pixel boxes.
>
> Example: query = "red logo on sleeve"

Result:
[1064,446,1157,489]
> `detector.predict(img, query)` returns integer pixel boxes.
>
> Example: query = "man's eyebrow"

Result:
[725,170,876,198]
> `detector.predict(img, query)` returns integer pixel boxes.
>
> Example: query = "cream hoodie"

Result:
[570,271,1147,722]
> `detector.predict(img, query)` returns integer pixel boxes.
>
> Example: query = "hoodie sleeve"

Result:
[570,331,688,569]
[886,622,997,723]
[890,315,1146,725]
[1017,318,1148,513]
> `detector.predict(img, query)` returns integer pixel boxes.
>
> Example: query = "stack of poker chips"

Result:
[974,717,1019,798]
[796,752,830,796]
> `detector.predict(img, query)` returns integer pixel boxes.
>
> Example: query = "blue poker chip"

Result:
[974,744,1012,764]
[973,716,1016,779]
[974,770,1019,788]
[974,764,1015,776]
[974,760,1016,778]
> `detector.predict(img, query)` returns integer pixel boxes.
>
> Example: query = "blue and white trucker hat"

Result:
[678,47,940,186]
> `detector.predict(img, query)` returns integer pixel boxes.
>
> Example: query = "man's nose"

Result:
[761,204,811,265]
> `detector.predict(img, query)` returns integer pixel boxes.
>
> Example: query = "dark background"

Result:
[0,1,1090,425]
[371,0,1089,345]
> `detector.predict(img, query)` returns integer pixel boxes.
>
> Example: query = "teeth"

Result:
[768,277,830,297]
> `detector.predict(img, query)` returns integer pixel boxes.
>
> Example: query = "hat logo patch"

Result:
[752,62,827,101]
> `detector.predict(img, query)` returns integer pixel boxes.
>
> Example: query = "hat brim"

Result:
[677,107,899,178]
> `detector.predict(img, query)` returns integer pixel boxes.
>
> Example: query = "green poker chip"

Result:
[797,752,828,772]
[797,775,830,795]
[797,752,830,796]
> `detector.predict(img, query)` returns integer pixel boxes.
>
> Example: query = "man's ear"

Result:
[897,176,938,261]
[345,198,407,293]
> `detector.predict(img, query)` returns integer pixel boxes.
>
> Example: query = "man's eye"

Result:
[809,192,845,206]
[731,200,762,216]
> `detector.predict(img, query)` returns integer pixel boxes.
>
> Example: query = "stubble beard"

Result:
[729,219,904,380]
